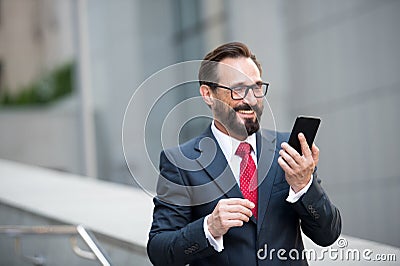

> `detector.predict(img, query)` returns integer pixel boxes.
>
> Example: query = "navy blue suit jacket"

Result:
[147,126,341,265]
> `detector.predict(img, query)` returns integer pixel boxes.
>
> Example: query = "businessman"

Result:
[147,42,341,265]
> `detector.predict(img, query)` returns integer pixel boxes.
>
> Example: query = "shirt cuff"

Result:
[286,174,313,203]
[203,214,224,252]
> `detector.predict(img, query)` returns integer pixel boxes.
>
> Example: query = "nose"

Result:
[242,88,258,106]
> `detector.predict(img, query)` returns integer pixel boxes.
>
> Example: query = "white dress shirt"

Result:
[203,121,313,252]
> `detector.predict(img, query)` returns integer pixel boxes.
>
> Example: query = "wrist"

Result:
[204,215,224,252]
[207,215,218,238]
[291,184,305,193]
[292,175,313,193]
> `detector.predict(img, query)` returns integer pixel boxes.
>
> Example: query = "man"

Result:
[147,42,341,265]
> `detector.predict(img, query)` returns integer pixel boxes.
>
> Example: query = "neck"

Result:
[214,120,249,141]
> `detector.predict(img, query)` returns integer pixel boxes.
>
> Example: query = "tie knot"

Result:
[235,142,252,158]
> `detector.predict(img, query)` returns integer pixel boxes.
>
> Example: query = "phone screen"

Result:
[287,116,321,155]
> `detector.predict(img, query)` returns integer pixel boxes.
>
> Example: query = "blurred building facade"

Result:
[0,0,74,94]
[0,0,399,249]
[0,0,81,174]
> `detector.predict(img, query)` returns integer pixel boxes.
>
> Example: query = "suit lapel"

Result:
[194,126,280,229]
[194,127,242,199]
[256,130,279,233]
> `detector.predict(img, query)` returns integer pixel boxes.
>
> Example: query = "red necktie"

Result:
[235,142,258,219]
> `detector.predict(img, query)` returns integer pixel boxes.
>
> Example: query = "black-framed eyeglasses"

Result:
[204,82,269,100]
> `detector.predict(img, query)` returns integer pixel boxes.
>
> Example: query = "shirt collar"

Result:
[211,120,257,161]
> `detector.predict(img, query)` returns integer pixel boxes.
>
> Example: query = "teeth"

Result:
[238,110,254,114]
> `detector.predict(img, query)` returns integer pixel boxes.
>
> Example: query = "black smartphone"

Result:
[287,116,321,155]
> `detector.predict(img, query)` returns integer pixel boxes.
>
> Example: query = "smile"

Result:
[237,110,254,114]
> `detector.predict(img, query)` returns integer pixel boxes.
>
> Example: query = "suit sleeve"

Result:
[147,150,216,265]
[290,172,342,247]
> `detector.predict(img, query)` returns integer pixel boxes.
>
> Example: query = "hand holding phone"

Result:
[287,116,321,155]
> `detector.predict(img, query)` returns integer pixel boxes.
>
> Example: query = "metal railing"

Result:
[0,224,111,266]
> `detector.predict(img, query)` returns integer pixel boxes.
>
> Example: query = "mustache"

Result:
[233,104,261,113]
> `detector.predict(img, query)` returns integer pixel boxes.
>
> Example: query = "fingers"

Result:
[279,141,302,167]
[208,198,255,237]
[221,198,254,218]
[311,143,320,165]
[298,133,312,158]
[280,133,312,163]
[279,145,300,168]
[278,134,317,193]
[277,155,295,176]
[225,198,255,210]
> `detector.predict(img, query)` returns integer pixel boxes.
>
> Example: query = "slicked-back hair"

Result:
[198,42,262,88]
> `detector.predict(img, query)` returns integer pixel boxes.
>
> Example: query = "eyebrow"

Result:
[230,80,263,87]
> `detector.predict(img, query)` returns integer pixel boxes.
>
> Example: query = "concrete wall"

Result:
[86,0,180,184]
[283,0,400,247]
[0,99,82,174]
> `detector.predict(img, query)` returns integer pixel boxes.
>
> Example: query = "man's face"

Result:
[209,57,264,140]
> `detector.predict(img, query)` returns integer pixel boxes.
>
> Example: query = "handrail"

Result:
[0,224,112,266]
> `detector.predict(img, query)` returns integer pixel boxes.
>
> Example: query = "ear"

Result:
[199,84,214,106]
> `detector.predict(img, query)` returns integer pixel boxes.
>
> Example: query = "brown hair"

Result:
[198,42,262,87]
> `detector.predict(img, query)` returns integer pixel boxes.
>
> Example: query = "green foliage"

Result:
[0,62,74,106]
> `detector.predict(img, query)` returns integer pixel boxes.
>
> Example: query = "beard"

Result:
[213,100,263,138]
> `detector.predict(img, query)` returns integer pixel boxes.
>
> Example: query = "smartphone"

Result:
[287,116,321,155]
